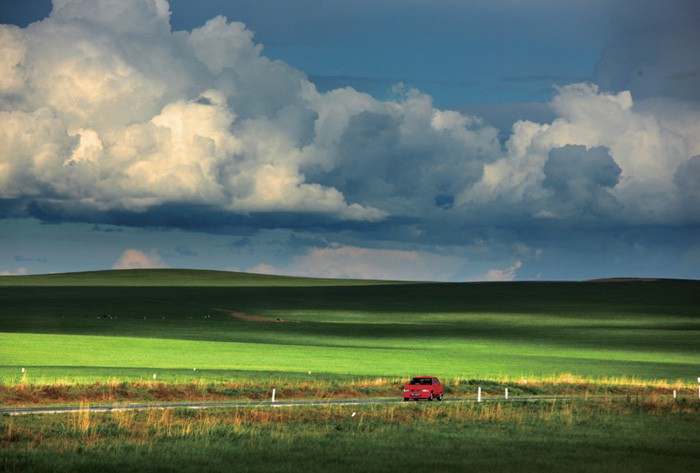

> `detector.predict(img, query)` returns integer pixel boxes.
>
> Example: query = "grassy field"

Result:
[1,269,699,472]
[1,270,699,384]
[0,269,399,287]
[2,398,699,472]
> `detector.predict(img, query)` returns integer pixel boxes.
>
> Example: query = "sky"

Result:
[0,0,699,281]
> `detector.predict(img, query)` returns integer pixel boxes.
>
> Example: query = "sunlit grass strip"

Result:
[485,373,692,390]
[3,331,697,384]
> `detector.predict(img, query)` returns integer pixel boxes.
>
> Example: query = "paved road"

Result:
[1,395,592,415]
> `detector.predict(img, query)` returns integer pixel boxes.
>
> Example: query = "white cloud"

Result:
[51,0,172,36]
[302,86,500,216]
[0,0,698,255]
[458,83,700,224]
[0,25,25,93]
[113,249,168,269]
[249,245,466,281]
[0,0,507,223]
[481,260,522,282]
[0,1,390,221]
[0,267,29,276]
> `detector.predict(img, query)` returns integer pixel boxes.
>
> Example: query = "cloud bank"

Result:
[1,0,699,280]
[459,83,700,224]
[0,0,500,224]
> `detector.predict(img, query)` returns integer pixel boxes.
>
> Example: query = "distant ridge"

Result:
[585,277,663,283]
[0,268,403,287]
[2,269,695,287]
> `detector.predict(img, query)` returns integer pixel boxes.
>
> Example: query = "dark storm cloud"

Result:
[16,198,390,235]
[594,0,700,102]
[543,145,622,218]
[674,155,700,220]
[0,198,27,219]
[308,105,497,216]
[544,146,621,191]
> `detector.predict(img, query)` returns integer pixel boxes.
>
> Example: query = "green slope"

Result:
[1,270,698,382]
[0,268,402,287]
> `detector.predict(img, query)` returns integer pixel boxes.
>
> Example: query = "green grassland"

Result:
[1,270,699,472]
[0,270,698,384]
[2,399,699,472]
[0,269,399,287]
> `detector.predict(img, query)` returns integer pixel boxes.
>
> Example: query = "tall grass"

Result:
[2,399,699,472]
[70,401,91,435]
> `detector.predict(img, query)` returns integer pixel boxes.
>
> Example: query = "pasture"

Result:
[1,270,699,472]
[0,270,699,384]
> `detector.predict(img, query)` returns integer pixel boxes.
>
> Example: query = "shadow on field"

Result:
[1,280,698,355]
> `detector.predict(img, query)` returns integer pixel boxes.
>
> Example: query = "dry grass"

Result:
[2,396,698,466]
[5,397,697,445]
[1,375,696,408]
[70,401,91,435]
[2,398,697,473]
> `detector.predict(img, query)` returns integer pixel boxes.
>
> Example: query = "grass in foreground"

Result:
[2,398,699,472]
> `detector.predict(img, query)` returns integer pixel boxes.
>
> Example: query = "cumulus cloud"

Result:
[0,0,501,225]
[542,145,622,218]
[482,260,522,282]
[303,88,499,216]
[249,245,466,281]
[1,0,699,282]
[458,83,700,225]
[674,155,700,220]
[113,249,168,269]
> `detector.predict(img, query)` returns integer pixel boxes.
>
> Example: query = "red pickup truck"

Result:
[403,376,444,401]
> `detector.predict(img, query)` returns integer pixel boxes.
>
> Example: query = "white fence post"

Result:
[272,388,276,403]
[505,387,509,400]
[478,386,482,403]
